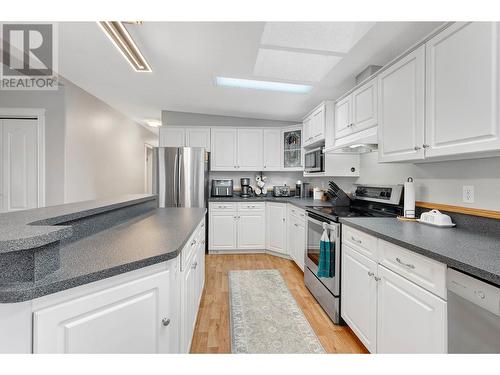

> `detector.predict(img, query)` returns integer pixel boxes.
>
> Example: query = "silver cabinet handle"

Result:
[162,318,171,327]
[414,146,421,150]
[396,257,415,269]
[474,290,486,299]
[201,240,205,245]
[201,223,205,228]
[191,261,198,269]
[374,276,381,281]
[282,218,286,222]
[422,144,430,148]
[294,223,298,227]
[350,236,362,244]
[233,216,238,219]
[368,271,374,277]
[190,239,197,246]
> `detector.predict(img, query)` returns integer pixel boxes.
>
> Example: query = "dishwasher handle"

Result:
[447,268,500,317]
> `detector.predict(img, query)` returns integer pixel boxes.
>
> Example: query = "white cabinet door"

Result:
[263,128,282,170]
[310,105,325,142]
[238,210,266,249]
[0,119,39,212]
[210,128,237,171]
[185,128,211,151]
[265,203,287,255]
[376,265,447,353]
[378,45,426,162]
[302,117,312,146]
[33,270,171,353]
[294,219,306,270]
[352,79,377,132]
[159,127,185,147]
[209,211,238,250]
[425,22,500,158]
[237,128,263,171]
[341,245,378,353]
[181,254,197,353]
[334,96,352,139]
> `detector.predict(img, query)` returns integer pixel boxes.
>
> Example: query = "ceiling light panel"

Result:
[98,21,152,72]
[254,48,341,82]
[261,22,375,54]
[215,77,312,94]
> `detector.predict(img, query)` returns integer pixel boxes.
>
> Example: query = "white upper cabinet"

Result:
[303,102,328,147]
[334,79,377,141]
[334,96,352,139]
[210,128,238,170]
[159,127,185,147]
[185,128,211,151]
[378,45,426,162]
[425,22,500,158]
[263,128,282,170]
[237,128,264,171]
[351,79,378,132]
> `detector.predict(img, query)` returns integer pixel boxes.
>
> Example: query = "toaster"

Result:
[211,179,233,197]
[273,185,291,197]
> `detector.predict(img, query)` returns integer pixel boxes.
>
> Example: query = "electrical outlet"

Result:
[463,185,475,203]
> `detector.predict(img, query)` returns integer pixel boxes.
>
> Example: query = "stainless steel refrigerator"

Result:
[152,147,209,250]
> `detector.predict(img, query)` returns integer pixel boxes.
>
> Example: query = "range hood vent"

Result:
[324,127,378,154]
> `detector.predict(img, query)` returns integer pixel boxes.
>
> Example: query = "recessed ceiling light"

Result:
[215,76,312,94]
[98,21,152,72]
[146,119,162,127]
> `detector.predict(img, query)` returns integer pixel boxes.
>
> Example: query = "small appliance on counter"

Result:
[417,209,456,227]
[273,185,291,197]
[211,179,233,197]
[295,180,302,198]
[240,177,254,198]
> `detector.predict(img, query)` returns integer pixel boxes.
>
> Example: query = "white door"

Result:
[185,128,211,151]
[378,46,426,162]
[425,22,500,157]
[310,105,325,141]
[334,96,352,139]
[265,203,287,255]
[0,119,39,212]
[237,128,263,171]
[376,265,447,353]
[209,212,238,250]
[341,245,378,353]
[238,210,266,249]
[33,270,171,353]
[263,128,282,170]
[210,128,237,170]
[352,79,378,132]
[159,127,185,147]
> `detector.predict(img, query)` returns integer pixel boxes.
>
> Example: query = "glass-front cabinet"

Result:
[282,125,303,171]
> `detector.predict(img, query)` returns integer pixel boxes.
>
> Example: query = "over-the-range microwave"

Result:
[304,147,324,173]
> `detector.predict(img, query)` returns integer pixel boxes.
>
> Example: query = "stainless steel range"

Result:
[304,184,404,324]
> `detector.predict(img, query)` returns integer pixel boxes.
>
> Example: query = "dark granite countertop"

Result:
[0,194,157,253]
[340,217,500,286]
[0,207,206,302]
[208,195,334,210]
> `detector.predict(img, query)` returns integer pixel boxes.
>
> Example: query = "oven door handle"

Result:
[307,216,339,236]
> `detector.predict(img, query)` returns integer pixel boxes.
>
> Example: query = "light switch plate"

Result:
[463,185,475,203]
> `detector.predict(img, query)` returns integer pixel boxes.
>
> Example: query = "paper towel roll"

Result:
[404,177,416,218]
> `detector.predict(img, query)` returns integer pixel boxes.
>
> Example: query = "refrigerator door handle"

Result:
[174,150,180,207]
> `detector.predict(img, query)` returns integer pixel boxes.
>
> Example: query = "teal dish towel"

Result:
[317,228,334,278]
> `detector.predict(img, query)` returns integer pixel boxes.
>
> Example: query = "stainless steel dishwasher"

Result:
[447,268,500,353]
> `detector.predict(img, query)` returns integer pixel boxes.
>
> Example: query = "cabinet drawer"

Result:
[342,226,378,261]
[289,205,306,220]
[238,202,265,211]
[196,219,206,245]
[182,230,200,271]
[377,239,446,299]
[209,202,237,211]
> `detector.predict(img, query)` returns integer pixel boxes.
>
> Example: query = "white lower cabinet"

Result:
[341,245,378,353]
[287,206,306,270]
[33,264,174,354]
[265,203,287,255]
[341,225,447,353]
[238,209,266,249]
[209,211,238,250]
[376,265,447,353]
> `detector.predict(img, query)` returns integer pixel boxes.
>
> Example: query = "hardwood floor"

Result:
[190,253,368,354]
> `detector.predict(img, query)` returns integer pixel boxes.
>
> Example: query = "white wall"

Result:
[356,152,500,211]
[64,80,158,203]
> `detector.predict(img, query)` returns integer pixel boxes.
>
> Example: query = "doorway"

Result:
[144,144,154,194]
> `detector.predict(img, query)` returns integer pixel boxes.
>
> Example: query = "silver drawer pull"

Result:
[474,290,486,299]
[395,257,415,269]
[201,240,205,245]
[201,223,205,228]
[191,261,198,269]
[162,318,171,327]
[191,240,197,246]
[350,236,362,244]
[368,271,374,277]
[374,276,381,282]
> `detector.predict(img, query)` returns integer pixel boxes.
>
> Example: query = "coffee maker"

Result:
[240,178,253,198]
